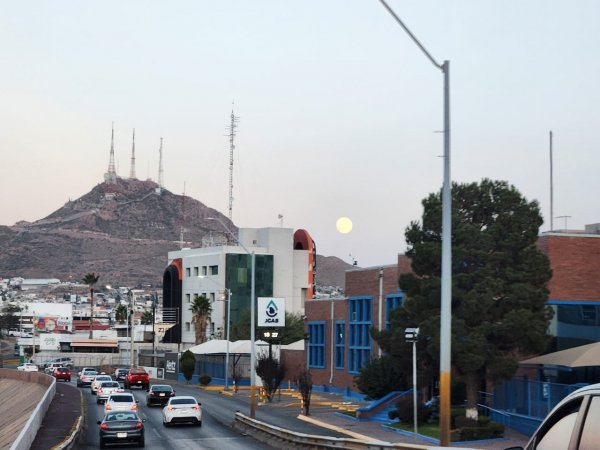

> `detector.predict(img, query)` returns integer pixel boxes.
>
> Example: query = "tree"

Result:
[190,294,212,344]
[256,354,286,402]
[0,305,22,333]
[82,273,100,339]
[141,311,154,325]
[296,369,313,416]
[115,304,128,324]
[179,350,196,383]
[374,179,553,421]
[354,354,409,400]
[230,311,305,345]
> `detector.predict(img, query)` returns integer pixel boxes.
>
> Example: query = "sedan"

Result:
[77,369,98,387]
[91,375,114,395]
[17,363,38,372]
[104,393,138,415]
[162,396,202,427]
[53,367,71,382]
[146,384,175,407]
[97,411,145,448]
[97,381,122,404]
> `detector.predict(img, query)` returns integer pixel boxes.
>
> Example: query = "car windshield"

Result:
[106,412,137,421]
[110,395,134,403]
[171,398,196,405]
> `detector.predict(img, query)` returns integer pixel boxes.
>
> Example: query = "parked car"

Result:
[97,381,122,404]
[162,396,202,427]
[77,369,98,387]
[146,384,176,407]
[17,363,38,372]
[509,382,600,450]
[91,375,114,395]
[124,367,150,390]
[97,411,145,449]
[104,393,139,414]
[113,368,129,382]
[53,367,71,382]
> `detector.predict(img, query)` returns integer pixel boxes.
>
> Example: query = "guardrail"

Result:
[0,368,56,450]
[233,412,452,450]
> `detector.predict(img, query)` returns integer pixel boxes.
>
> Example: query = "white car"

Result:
[162,396,202,427]
[104,392,138,414]
[17,363,38,372]
[96,381,122,404]
[77,369,98,387]
[90,374,113,395]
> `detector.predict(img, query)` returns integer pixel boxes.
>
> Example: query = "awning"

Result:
[520,342,600,368]
[70,340,119,348]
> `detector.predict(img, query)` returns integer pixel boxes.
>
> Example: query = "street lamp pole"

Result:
[379,1,452,445]
[207,217,257,418]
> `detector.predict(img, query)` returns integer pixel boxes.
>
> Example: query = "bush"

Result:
[179,350,196,383]
[393,397,430,425]
[452,416,505,441]
[354,355,408,400]
[199,374,212,386]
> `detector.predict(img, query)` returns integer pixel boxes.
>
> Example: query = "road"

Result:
[78,381,272,449]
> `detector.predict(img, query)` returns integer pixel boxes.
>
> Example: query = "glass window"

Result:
[308,321,326,368]
[348,297,372,374]
[534,398,582,450]
[335,321,345,369]
[185,268,191,277]
[210,293,215,303]
[210,265,219,275]
[579,396,600,449]
[193,267,199,277]
[185,322,190,332]
[386,293,404,330]
[202,266,207,276]
[185,294,190,303]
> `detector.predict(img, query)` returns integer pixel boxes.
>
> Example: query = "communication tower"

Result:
[104,123,118,184]
[129,128,136,179]
[226,108,239,221]
[158,138,164,189]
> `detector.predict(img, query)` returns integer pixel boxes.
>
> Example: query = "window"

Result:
[386,293,404,330]
[335,321,345,369]
[185,322,191,332]
[210,293,215,303]
[534,397,582,450]
[210,265,219,275]
[185,267,191,277]
[348,296,372,374]
[202,266,207,276]
[308,321,326,368]
[185,294,191,303]
[193,267,199,277]
[580,396,600,448]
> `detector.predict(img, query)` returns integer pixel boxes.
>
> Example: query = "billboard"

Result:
[257,297,286,327]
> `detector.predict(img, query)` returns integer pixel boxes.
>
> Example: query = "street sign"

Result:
[257,297,286,327]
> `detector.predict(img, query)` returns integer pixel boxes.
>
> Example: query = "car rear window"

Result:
[110,395,134,402]
[57,368,69,372]
[96,376,112,381]
[152,386,173,392]
[101,382,120,388]
[130,369,147,374]
[171,398,197,405]
[83,370,98,375]
[106,412,137,421]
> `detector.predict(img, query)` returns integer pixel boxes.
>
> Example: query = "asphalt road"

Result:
[77,381,272,449]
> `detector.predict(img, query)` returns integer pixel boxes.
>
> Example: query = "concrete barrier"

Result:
[0,368,56,450]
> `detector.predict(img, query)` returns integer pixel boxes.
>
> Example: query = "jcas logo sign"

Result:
[258,297,286,327]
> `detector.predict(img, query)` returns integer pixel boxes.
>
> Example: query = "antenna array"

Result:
[226,108,240,221]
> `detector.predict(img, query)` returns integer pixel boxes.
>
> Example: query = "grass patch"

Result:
[339,410,357,418]
[389,423,441,440]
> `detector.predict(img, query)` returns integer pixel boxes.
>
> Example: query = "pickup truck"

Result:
[124,367,150,390]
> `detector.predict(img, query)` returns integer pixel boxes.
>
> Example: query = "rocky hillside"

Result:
[0,178,352,288]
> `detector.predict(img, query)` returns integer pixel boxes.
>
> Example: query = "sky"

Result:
[1,1,599,268]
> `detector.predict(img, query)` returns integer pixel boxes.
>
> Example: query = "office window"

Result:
[193,267,199,277]
[308,321,326,368]
[185,294,191,303]
[210,265,219,275]
[185,267,191,277]
[348,296,372,374]
[185,322,191,332]
[335,321,345,369]
[386,293,404,330]
[202,266,207,276]
[210,293,215,303]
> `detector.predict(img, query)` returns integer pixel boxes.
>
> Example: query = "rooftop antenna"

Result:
[549,131,553,231]
[129,128,136,179]
[278,214,284,227]
[349,253,358,266]
[226,105,240,221]
[158,137,164,189]
[556,215,571,230]
[104,122,117,184]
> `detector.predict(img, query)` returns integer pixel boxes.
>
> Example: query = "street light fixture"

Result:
[379,1,452,445]
[207,216,257,418]
[405,327,420,442]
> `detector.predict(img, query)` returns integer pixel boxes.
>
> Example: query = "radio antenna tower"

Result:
[158,137,164,189]
[180,182,186,249]
[104,122,117,184]
[226,107,239,221]
[129,128,136,179]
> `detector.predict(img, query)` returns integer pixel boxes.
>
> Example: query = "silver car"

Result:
[96,381,122,404]
[104,393,138,415]
[90,374,113,395]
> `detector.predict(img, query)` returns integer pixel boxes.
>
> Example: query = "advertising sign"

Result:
[39,333,60,351]
[257,297,286,327]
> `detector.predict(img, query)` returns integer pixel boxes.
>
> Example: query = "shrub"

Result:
[452,416,505,441]
[179,350,196,383]
[199,374,212,386]
[354,355,408,400]
[393,396,430,425]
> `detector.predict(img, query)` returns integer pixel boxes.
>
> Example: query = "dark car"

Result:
[507,382,600,450]
[53,367,71,382]
[146,384,175,406]
[114,368,129,382]
[98,411,145,448]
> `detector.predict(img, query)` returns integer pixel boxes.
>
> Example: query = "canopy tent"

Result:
[520,342,600,368]
[188,339,230,355]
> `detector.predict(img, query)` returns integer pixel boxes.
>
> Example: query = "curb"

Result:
[297,413,382,442]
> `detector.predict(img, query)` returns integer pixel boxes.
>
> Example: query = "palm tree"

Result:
[190,294,212,344]
[115,304,128,324]
[141,311,154,325]
[82,273,100,339]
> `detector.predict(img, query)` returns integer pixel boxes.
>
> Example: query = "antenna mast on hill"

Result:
[129,128,136,179]
[104,122,117,184]
[158,137,164,190]
[226,106,239,221]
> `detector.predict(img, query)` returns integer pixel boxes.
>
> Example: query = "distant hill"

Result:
[0,178,351,288]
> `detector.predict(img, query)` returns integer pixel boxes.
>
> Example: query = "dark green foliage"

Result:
[389,397,430,425]
[354,355,409,399]
[199,374,212,386]
[255,354,286,402]
[190,295,212,344]
[373,179,553,412]
[296,369,313,415]
[453,418,504,441]
[179,350,196,383]
[115,304,128,324]
[0,305,21,331]
[141,311,153,325]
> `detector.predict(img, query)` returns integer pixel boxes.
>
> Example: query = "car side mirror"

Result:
[142,419,147,422]
[136,400,139,403]
[198,402,202,406]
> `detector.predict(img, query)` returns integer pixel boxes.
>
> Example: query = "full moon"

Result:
[336,217,353,234]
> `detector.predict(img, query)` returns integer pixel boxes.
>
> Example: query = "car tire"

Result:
[163,420,169,427]
[96,398,101,405]
[139,436,145,448]
[197,420,202,427]
[100,438,107,449]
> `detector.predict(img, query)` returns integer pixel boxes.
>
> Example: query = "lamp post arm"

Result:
[378,0,443,71]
